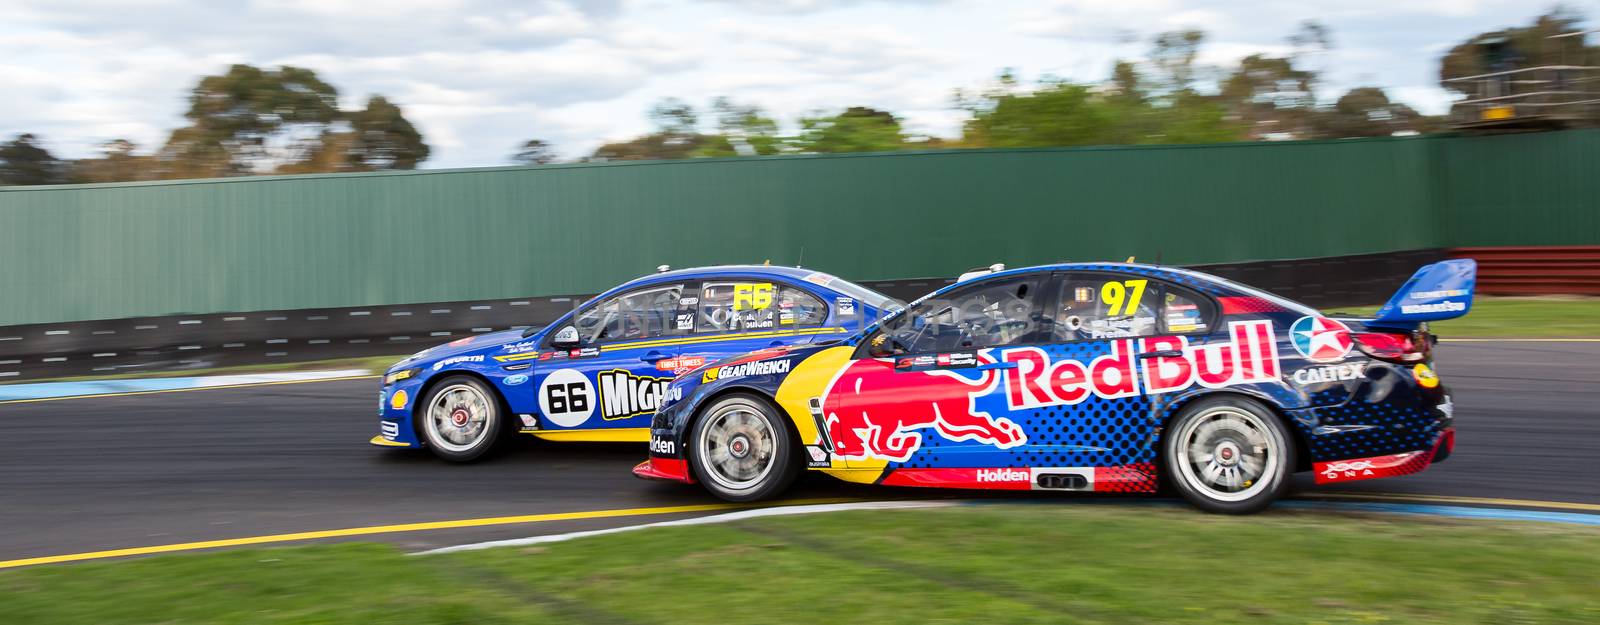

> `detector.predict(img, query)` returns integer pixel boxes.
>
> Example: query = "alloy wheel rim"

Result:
[697,401,777,492]
[426,384,493,453]
[1173,407,1280,503]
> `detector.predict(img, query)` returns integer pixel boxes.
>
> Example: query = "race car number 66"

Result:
[538,368,595,427]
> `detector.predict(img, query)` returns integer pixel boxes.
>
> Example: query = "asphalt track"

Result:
[1,341,1596,567]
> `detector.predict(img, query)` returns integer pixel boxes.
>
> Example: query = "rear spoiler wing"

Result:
[1367,259,1477,330]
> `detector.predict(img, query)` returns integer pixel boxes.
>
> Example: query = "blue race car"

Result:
[636,260,1474,513]
[373,266,901,461]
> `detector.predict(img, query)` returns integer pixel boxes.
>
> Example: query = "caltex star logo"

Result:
[1290,316,1352,362]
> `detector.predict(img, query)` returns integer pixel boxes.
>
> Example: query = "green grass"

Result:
[1328,296,1600,338]
[1,354,408,385]
[3,505,1596,624]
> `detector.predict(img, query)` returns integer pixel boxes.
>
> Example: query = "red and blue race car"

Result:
[635,260,1474,513]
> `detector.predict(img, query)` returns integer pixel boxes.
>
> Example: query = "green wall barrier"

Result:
[1,130,1595,326]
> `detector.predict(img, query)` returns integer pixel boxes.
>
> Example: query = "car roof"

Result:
[930,262,1225,298]
[919,261,1315,315]
[591,265,848,300]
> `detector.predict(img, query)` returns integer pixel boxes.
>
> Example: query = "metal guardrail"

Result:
[1451,246,1600,296]
[0,251,1446,382]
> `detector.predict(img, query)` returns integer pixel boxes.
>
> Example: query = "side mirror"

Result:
[551,325,581,348]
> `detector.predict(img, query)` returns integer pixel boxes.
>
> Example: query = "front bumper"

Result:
[632,457,694,483]
[371,381,424,448]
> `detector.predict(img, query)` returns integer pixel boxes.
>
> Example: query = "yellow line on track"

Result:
[2,493,1593,570]
[0,498,859,570]
[1312,492,1600,512]
[0,375,380,405]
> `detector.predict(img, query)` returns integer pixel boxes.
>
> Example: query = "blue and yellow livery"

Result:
[373,265,901,462]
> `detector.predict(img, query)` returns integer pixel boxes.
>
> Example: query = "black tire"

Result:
[417,375,505,463]
[688,393,799,502]
[1163,395,1295,514]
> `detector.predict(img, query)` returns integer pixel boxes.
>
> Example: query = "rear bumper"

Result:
[632,458,694,483]
[1313,427,1454,484]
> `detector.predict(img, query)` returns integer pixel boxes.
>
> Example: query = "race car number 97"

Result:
[1101,279,1147,316]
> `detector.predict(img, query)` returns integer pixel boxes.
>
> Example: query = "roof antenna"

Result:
[796,246,805,268]
[1125,255,1136,263]
[1154,250,1162,266]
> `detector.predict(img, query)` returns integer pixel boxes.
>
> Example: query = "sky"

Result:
[1,0,1588,168]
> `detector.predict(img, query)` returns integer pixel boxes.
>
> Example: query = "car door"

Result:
[836,274,1049,469]
[529,282,692,433]
[668,279,834,375]
[1030,272,1221,469]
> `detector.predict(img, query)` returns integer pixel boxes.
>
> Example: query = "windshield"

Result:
[1174,267,1319,317]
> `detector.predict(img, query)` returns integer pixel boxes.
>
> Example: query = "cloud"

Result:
[0,0,1569,166]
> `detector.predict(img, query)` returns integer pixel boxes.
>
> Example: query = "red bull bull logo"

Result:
[822,357,1018,462]
[820,320,1278,462]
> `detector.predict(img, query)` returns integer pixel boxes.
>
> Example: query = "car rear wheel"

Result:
[688,394,798,502]
[419,376,504,463]
[1164,396,1294,514]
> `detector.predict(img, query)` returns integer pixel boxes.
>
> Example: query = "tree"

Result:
[156,64,428,178]
[793,106,908,153]
[345,96,429,170]
[158,64,342,177]
[1319,87,1436,137]
[591,98,709,161]
[0,134,68,186]
[957,69,1242,149]
[692,97,783,157]
[961,82,1119,147]
[1220,54,1320,138]
[71,139,152,183]
[1148,29,1207,97]
[511,139,558,165]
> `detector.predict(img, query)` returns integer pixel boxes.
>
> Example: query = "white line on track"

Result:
[415,501,954,555]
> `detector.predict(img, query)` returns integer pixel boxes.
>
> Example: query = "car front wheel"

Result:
[419,376,504,463]
[1164,396,1295,514]
[688,393,798,502]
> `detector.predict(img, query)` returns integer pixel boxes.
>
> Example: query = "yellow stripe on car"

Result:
[492,327,846,362]
[525,427,651,443]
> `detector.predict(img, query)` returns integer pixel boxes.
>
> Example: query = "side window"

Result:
[877,277,1042,353]
[698,281,779,333]
[1051,274,1159,342]
[1159,284,1216,335]
[570,283,687,344]
[778,286,828,328]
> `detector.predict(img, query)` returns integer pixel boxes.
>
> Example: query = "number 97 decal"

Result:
[1101,279,1148,316]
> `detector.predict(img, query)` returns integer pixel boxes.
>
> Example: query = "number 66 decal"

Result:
[538,368,595,427]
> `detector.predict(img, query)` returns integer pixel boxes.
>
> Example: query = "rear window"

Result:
[805,272,903,314]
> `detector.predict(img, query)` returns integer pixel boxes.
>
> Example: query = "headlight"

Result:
[384,367,422,385]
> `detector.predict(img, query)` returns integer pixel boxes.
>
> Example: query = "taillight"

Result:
[1352,332,1428,363]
